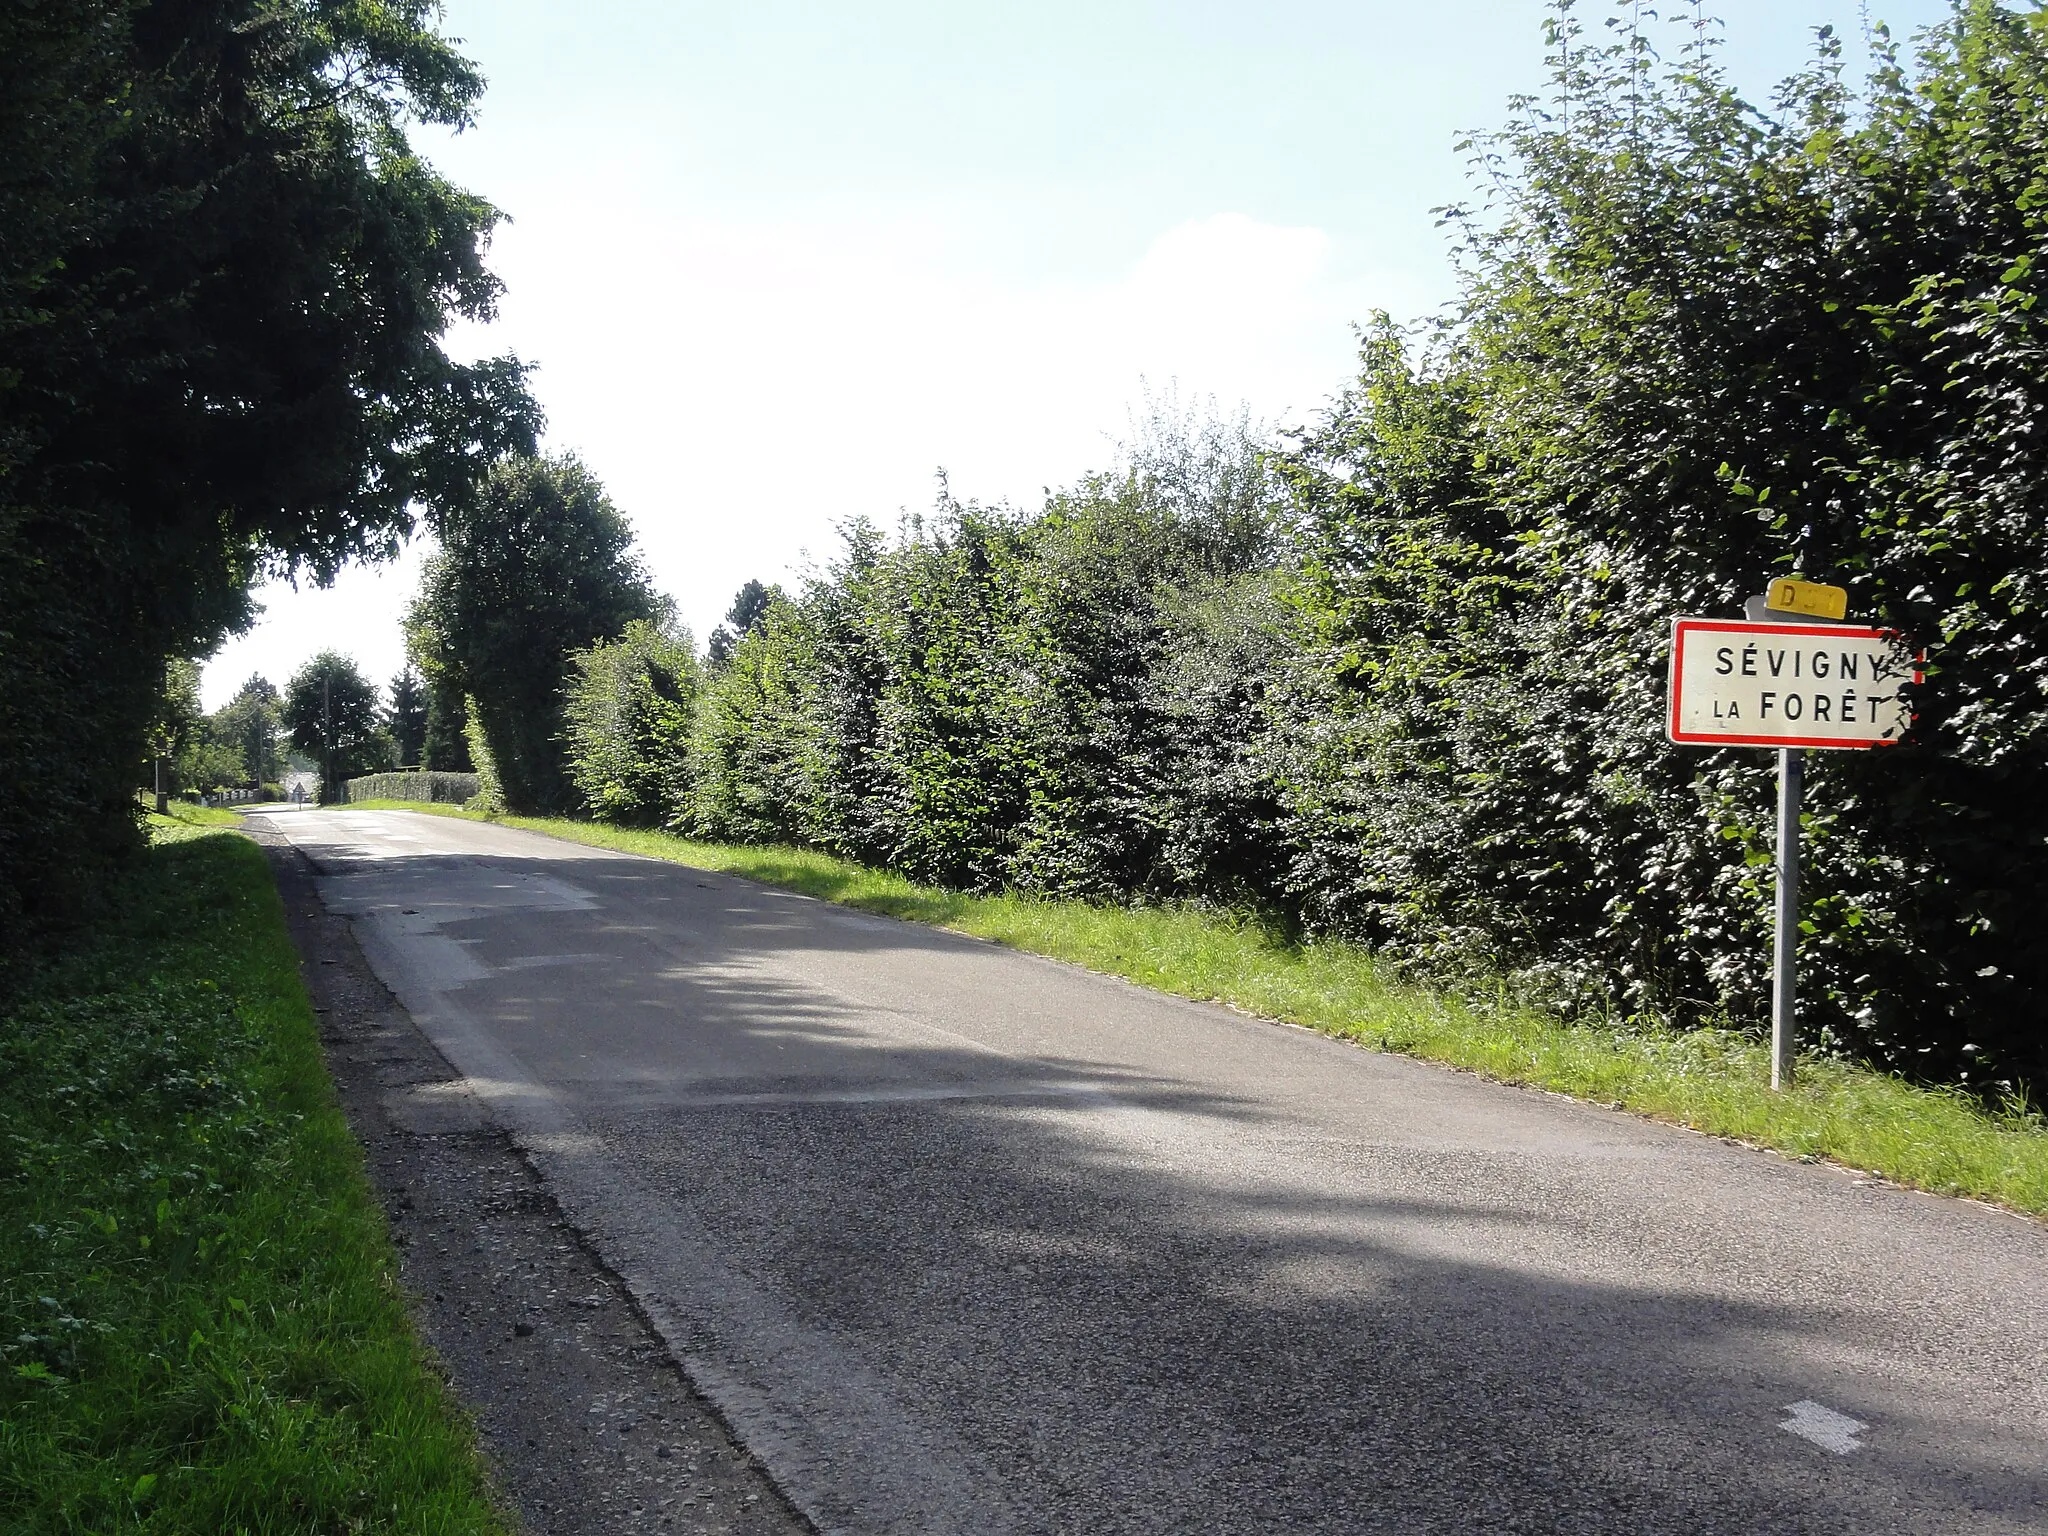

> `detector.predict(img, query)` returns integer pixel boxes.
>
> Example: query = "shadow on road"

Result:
[306,833,2048,1536]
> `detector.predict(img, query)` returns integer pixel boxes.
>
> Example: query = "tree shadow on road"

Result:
[313,841,2048,1536]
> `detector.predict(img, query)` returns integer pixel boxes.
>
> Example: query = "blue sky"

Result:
[203,0,1955,708]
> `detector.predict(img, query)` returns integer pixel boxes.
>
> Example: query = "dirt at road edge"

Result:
[249,822,814,1536]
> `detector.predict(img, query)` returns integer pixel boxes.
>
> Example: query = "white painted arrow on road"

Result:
[1780,1400,1867,1454]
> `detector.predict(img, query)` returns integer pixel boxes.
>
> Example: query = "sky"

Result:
[201,0,1954,710]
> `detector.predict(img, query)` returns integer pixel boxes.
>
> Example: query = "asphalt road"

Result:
[256,806,2048,1535]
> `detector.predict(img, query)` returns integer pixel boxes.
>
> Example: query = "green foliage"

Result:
[0,829,508,1532]
[1266,2,2048,1088]
[281,653,388,802]
[208,676,285,790]
[462,699,505,814]
[385,665,430,769]
[564,620,700,826]
[345,770,479,805]
[408,455,662,814]
[171,739,246,799]
[0,0,538,937]
[419,669,474,773]
[143,661,206,796]
[705,579,781,665]
[482,4,2048,1094]
[687,406,1290,898]
[159,674,289,797]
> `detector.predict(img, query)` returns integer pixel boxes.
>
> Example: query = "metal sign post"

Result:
[1666,580,1918,1089]
[1772,747,1801,1091]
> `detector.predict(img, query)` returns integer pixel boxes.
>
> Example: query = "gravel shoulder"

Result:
[248,820,812,1536]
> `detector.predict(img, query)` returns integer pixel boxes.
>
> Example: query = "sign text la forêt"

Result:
[1667,619,1919,749]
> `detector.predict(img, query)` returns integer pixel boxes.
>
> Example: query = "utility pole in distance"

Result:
[154,658,169,815]
[323,671,333,806]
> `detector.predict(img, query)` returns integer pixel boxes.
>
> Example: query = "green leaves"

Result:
[571,1,2048,1095]
[0,0,536,934]
[564,619,701,828]
[1272,0,2048,1088]
[282,652,389,800]
[410,455,663,815]
[685,412,1291,897]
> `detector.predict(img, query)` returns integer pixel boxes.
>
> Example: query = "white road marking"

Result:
[1780,1399,1867,1454]
[499,953,612,972]
[659,1079,1114,1110]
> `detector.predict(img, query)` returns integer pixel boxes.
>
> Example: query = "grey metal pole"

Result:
[1772,746,1803,1090]
[154,657,169,814]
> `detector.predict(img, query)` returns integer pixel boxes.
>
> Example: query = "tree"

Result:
[564,621,699,826]
[687,411,1290,894]
[408,455,663,813]
[0,0,540,934]
[282,654,386,803]
[403,614,474,772]
[421,675,474,772]
[209,674,285,788]
[707,579,782,665]
[386,666,429,769]
[145,660,206,814]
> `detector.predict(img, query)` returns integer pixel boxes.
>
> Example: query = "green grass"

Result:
[143,800,246,833]
[1,818,509,1532]
[350,800,2048,1220]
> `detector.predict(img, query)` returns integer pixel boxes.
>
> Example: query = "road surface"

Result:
[256,806,2048,1535]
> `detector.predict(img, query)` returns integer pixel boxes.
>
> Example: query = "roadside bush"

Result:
[573,5,2048,1092]
[463,702,506,815]
[0,0,537,939]
[687,403,1289,897]
[564,620,699,827]
[408,455,663,814]
[345,771,481,805]
[1270,3,2048,1088]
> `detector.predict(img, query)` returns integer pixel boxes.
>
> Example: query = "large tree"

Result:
[706,579,782,665]
[386,665,429,769]
[409,455,664,813]
[282,653,386,802]
[0,0,539,933]
[210,674,286,788]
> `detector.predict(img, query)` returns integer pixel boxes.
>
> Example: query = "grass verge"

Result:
[1,814,509,1532]
[346,800,2048,1219]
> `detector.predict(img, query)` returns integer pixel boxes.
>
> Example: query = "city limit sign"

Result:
[1667,618,1919,749]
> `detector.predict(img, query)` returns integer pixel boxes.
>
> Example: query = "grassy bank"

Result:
[0,810,508,1532]
[348,801,2048,1219]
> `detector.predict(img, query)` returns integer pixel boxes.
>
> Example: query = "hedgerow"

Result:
[0,1,536,943]
[564,7,2048,1092]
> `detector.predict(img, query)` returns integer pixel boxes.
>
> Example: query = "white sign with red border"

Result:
[1668,619,1919,749]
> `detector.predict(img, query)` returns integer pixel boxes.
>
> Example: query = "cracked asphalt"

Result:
[253,806,2048,1535]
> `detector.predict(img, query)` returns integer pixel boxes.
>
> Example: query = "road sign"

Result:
[1667,609,1921,1091]
[1667,619,1918,750]
[1765,577,1848,621]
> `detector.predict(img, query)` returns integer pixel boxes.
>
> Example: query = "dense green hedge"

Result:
[0,2,534,944]
[563,7,2048,1093]
[345,771,480,806]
